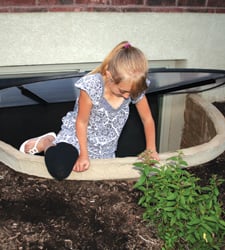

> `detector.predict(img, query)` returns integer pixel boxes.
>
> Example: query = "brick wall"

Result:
[180,95,217,148]
[0,0,225,13]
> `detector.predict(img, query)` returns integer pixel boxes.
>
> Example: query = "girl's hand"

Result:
[139,149,160,162]
[73,156,90,172]
[151,150,160,161]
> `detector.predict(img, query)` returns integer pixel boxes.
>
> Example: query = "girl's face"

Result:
[113,82,132,99]
[106,71,132,99]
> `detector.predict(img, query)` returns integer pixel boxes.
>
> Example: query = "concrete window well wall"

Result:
[0,1,225,181]
[0,68,225,180]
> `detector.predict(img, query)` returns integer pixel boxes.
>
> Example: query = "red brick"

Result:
[49,6,78,11]
[0,7,10,12]
[215,8,225,13]
[182,7,214,12]
[38,0,74,5]
[149,6,184,11]
[208,0,225,7]
[111,0,143,4]
[178,0,206,6]
[146,0,175,6]
[10,6,48,12]
[1,0,36,6]
[75,0,108,4]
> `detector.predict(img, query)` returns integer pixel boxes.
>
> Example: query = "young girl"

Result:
[20,41,159,180]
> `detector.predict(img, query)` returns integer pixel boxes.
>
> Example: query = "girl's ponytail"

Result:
[90,41,129,75]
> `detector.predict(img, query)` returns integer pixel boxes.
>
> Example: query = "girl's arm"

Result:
[74,90,93,172]
[135,95,159,160]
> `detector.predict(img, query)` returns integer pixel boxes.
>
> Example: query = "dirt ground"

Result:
[0,102,224,250]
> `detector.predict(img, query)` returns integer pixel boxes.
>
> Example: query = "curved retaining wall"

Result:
[0,94,225,180]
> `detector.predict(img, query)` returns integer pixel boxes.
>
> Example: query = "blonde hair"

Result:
[91,41,149,98]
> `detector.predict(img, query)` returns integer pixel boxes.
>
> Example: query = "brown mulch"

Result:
[0,102,225,250]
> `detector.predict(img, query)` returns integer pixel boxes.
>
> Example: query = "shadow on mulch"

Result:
[0,101,224,250]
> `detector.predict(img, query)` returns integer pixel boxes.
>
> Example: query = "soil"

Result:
[0,102,225,250]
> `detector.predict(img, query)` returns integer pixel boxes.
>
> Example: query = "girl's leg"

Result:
[45,142,78,181]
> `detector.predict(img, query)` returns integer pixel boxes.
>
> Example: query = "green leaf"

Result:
[199,204,206,215]
[166,201,176,207]
[135,186,146,192]
[151,167,161,174]
[168,184,179,190]
[179,160,188,166]
[167,193,177,200]
[134,175,146,188]
[180,196,186,206]
[203,216,218,223]
[186,234,196,244]
[188,218,201,226]
[180,212,188,220]
[207,199,212,210]
[201,223,214,234]
[170,216,176,226]
[144,166,151,176]
[133,162,145,168]
[138,196,146,206]
[167,156,178,161]
[194,230,201,241]
[164,207,176,212]
[201,186,212,192]
[219,219,225,227]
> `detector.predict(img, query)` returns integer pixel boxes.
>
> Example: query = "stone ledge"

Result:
[0,94,225,180]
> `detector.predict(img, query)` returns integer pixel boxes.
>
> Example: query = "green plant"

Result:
[134,151,225,250]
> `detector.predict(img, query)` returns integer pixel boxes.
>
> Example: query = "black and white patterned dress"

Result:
[54,73,144,159]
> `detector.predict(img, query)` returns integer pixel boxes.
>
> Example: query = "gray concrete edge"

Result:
[0,94,225,180]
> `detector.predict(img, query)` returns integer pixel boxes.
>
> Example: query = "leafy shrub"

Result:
[134,151,225,250]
